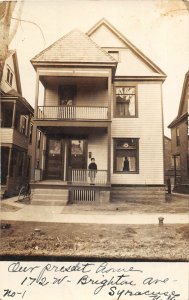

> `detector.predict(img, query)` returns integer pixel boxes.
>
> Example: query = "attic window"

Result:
[6,67,13,86]
[108,51,119,62]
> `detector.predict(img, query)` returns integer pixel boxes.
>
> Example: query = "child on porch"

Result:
[88,158,97,185]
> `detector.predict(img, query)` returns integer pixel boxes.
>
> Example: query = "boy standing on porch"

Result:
[88,158,97,185]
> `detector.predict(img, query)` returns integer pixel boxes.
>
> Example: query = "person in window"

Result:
[88,158,97,185]
[123,156,130,171]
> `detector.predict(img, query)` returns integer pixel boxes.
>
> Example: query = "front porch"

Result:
[30,179,111,205]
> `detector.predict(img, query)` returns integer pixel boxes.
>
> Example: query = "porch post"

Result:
[30,124,37,182]
[7,146,12,177]
[107,72,112,184]
[11,101,16,128]
[34,71,39,118]
[107,123,111,184]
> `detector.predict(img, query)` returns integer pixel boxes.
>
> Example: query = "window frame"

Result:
[113,138,139,174]
[6,66,14,86]
[176,127,180,146]
[114,83,138,118]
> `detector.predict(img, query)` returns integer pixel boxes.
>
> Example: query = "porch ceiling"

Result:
[38,126,107,136]
[41,75,108,87]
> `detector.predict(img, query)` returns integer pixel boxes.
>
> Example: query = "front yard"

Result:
[0,221,188,261]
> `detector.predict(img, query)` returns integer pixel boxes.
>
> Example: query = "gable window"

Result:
[115,86,136,117]
[176,127,180,146]
[59,85,76,106]
[6,67,13,86]
[108,51,119,62]
[114,138,139,173]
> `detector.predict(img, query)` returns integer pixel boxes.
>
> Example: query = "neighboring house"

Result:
[0,50,34,197]
[164,135,174,187]
[168,71,189,194]
[30,19,166,204]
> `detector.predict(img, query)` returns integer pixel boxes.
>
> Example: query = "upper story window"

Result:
[108,51,119,62]
[59,85,76,106]
[19,115,28,136]
[115,86,136,117]
[6,66,13,86]
[29,124,33,144]
[114,138,139,173]
[176,127,180,146]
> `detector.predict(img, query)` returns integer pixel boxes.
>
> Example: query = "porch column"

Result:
[107,72,112,184]
[7,147,12,177]
[11,101,16,128]
[34,72,39,118]
[107,123,111,184]
[107,71,112,120]
[30,124,38,182]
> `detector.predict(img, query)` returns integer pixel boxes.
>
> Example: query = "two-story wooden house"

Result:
[168,71,189,193]
[0,50,34,197]
[30,19,166,204]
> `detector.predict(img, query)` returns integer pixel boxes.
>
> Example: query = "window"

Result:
[108,51,119,62]
[115,86,136,117]
[19,115,28,135]
[59,85,76,106]
[29,124,33,144]
[114,138,139,173]
[6,67,13,86]
[176,127,180,146]
[173,155,181,170]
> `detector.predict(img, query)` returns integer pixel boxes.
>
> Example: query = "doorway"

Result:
[45,138,63,179]
[68,139,87,169]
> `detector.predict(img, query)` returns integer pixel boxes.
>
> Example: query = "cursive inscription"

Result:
[0,261,184,300]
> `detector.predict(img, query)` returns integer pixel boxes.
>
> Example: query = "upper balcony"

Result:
[37,105,108,120]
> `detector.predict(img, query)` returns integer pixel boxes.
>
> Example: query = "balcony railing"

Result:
[37,106,108,120]
[71,169,108,185]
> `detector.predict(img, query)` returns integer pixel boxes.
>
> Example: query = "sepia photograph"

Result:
[0,0,189,267]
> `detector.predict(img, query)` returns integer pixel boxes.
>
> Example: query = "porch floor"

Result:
[31,180,111,188]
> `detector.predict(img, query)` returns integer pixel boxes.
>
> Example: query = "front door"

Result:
[68,139,87,169]
[46,138,62,179]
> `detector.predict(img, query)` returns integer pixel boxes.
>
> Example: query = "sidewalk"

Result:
[1,196,189,225]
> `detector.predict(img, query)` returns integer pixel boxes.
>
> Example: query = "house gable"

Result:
[0,50,22,95]
[178,71,189,117]
[87,19,166,79]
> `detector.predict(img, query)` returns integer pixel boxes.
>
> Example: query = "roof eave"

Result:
[168,112,188,128]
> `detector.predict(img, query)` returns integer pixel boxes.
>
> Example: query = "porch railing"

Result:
[71,169,108,185]
[37,106,108,120]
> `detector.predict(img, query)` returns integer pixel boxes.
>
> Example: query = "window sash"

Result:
[115,86,136,117]
[114,138,139,173]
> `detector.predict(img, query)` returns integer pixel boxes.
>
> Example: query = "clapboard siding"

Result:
[44,81,108,107]
[13,130,28,149]
[0,128,13,144]
[111,83,164,184]
[77,81,108,106]
[45,86,58,106]
[0,128,28,149]
[88,133,108,170]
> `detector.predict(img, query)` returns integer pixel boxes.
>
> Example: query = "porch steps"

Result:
[31,188,69,206]
[111,187,165,203]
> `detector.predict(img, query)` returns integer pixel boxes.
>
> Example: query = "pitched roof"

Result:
[168,71,189,128]
[87,18,166,78]
[31,29,117,65]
